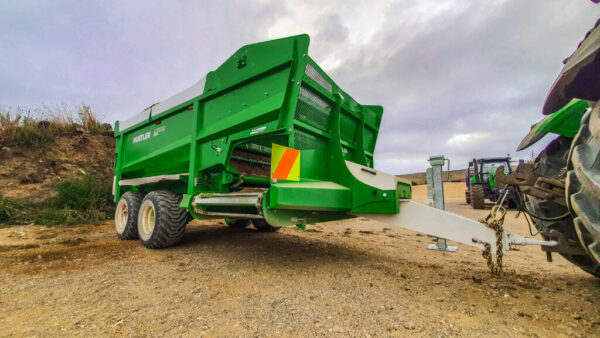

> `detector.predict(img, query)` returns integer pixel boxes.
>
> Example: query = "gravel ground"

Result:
[0,183,598,337]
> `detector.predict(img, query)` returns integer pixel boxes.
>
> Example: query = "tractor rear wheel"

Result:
[566,103,600,275]
[527,136,599,277]
[465,190,471,204]
[226,218,250,229]
[115,191,144,240]
[137,191,190,249]
[470,185,485,209]
[252,219,280,232]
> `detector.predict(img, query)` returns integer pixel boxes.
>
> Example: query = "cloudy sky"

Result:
[1,0,598,173]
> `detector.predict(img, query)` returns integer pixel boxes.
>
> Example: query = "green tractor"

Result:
[496,16,600,277]
[465,157,513,209]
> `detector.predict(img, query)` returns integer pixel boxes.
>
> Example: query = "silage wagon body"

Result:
[114,34,410,235]
[113,34,553,255]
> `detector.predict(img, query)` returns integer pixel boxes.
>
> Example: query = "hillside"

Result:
[0,133,115,202]
[397,169,467,185]
[0,110,116,226]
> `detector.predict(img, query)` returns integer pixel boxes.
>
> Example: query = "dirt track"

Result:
[1,183,599,336]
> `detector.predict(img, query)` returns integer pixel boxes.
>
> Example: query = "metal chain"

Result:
[478,186,509,275]
[479,206,506,275]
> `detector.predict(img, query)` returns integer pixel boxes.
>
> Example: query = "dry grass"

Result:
[0,103,111,147]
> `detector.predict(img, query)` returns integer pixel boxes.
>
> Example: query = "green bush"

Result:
[33,208,107,226]
[0,172,114,227]
[0,194,33,225]
[54,172,113,211]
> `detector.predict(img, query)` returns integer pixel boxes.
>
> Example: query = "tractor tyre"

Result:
[470,185,485,209]
[527,136,599,277]
[226,218,251,229]
[137,191,190,249]
[115,191,144,240]
[252,219,280,232]
[566,103,600,275]
[465,190,471,204]
[507,195,518,209]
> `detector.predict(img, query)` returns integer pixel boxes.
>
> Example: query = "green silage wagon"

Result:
[113,34,409,248]
[113,34,554,257]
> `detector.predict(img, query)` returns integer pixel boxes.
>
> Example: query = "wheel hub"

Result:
[139,201,156,240]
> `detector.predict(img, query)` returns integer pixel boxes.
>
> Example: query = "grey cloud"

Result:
[316,14,349,43]
[325,0,598,173]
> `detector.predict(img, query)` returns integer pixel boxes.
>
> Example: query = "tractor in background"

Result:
[465,157,514,209]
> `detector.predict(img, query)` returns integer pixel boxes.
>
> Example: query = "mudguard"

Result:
[517,99,590,151]
[543,19,600,115]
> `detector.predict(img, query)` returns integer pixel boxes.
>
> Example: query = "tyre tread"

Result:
[139,191,190,249]
[470,185,485,209]
[567,104,600,274]
[528,136,599,277]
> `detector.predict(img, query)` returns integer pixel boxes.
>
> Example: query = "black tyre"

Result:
[114,191,144,240]
[226,218,250,229]
[470,184,485,209]
[567,103,600,275]
[137,191,190,249]
[527,136,599,277]
[465,190,471,204]
[252,219,279,232]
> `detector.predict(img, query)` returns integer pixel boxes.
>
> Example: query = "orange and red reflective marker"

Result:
[270,144,300,181]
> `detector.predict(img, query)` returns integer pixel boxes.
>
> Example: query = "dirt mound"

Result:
[0,134,115,202]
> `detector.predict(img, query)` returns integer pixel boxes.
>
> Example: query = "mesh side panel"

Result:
[294,130,327,150]
[295,86,331,131]
[305,63,332,93]
[299,86,328,108]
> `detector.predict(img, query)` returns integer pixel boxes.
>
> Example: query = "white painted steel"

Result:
[345,161,410,190]
[193,196,259,206]
[119,110,150,132]
[119,173,187,186]
[360,200,498,252]
[118,76,207,131]
[193,210,265,219]
[359,200,558,254]
[505,232,558,247]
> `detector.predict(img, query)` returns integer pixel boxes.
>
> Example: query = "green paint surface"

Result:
[114,34,410,224]
[535,99,589,137]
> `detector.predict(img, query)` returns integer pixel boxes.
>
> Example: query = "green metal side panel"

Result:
[269,181,352,211]
[114,35,310,202]
[113,33,411,221]
[120,108,195,176]
[535,99,590,137]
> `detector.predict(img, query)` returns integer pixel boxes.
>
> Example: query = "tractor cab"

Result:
[466,157,512,209]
